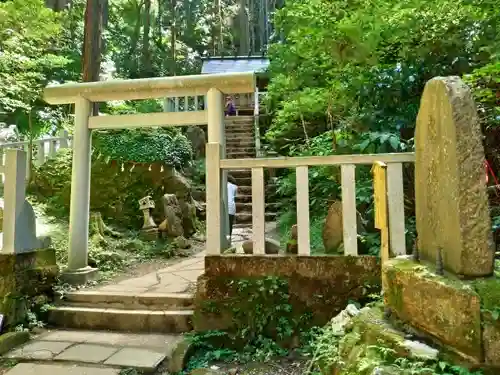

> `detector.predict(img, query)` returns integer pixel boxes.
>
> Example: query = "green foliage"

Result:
[93,128,193,169]
[304,324,483,375]
[0,0,72,136]
[464,62,500,131]
[185,277,313,370]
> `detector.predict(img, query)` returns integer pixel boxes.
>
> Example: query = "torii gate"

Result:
[43,73,256,284]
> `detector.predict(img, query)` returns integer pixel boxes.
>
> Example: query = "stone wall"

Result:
[0,249,58,328]
[194,255,381,331]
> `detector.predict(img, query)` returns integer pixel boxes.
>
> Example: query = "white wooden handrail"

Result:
[220,153,415,169]
[211,148,414,256]
[0,130,72,182]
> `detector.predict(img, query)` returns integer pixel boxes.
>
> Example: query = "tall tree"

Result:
[170,0,177,74]
[142,0,152,76]
[82,0,107,115]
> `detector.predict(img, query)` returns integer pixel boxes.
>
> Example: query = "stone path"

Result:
[93,250,205,294]
[84,224,275,295]
[4,329,182,374]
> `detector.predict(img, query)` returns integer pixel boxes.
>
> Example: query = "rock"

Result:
[329,307,355,336]
[345,303,360,317]
[403,340,439,360]
[0,331,30,355]
[415,76,494,277]
[185,126,206,158]
[5,200,51,253]
[242,238,280,254]
[370,367,398,375]
[164,169,191,200]
[139,228,159,241]
[168,338,192,373]
[223,247,236,254]
[190,369,223,375]
[383,258,482,360]
[160,194,184,238]
[322,201,366,254]
[178,198,197,237]
[172,236,191,249]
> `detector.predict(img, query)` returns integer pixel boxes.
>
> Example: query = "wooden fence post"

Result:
[372,161,389,264]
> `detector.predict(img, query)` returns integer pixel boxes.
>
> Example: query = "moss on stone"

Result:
[0,331,30,355]
[472,278,500,312]
[382,258,482,360]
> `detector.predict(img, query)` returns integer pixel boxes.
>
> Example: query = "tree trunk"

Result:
[82,0,106,115]
[142,0,152,76]
[238,0,249,55]
[127,0,144,78]
[170,0,177,74]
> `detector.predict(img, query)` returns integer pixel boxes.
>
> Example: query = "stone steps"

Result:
[236,202,278,213]
[227,151,255,159]
[226,140,254,147]
[59,291,194,311]
[226,135,253,142]
[230,170,251,179]
[227,146,254,154]
[232,176,251,185]
[236,211,277,224]
[48,306,193,334]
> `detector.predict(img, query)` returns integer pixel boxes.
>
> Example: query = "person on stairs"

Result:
[225,96,237,116]
[227,174,238,241]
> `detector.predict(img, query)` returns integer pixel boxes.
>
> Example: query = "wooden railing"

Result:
[207,147,415,256]
[163,91,267,115]
[0,130,72,182]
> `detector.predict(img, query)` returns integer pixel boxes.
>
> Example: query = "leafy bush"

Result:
[93,128,193,169]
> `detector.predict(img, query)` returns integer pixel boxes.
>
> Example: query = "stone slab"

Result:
[42,330,183,352]
[5,363,120,375]
[103,347,166,371]
[6,340,73,360]
[382,258,482,361]
[54,344,118,363]
[415,76,494,277]
[48,307,193,333]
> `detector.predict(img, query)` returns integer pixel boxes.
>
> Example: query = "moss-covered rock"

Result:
[0,331,30,355]
[30,149,199,232]
[473,278,500,365]
[0,249,58,328]
[382,258,482,362]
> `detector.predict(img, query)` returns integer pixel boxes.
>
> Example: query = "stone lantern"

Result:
[138,196,158,240]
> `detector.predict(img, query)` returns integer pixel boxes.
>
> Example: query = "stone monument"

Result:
[383,77,500,367]
[414,76,494,277]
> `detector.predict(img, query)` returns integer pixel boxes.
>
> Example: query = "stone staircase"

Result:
[225,116,277,226]
[49,291,194,333]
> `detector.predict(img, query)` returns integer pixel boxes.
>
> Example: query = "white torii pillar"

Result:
[206,88,229,252]
[63,97,97,284]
